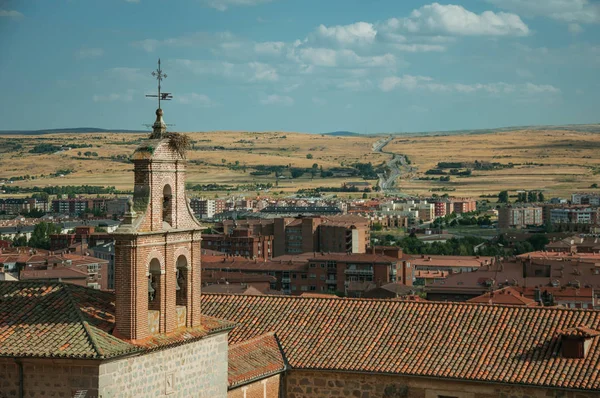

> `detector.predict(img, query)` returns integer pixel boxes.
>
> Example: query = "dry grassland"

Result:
[387,129,600,198]
[1,129,598,199]
[0,131,386,195]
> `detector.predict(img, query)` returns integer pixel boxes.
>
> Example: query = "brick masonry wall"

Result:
[284,370,600,398]
[98,332,228,398]
[0,358,99,398]
[228,374,281,398]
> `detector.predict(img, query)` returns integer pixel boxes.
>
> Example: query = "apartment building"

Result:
[202,248,408,295]
[498,206,543,229]
[572,193,600,206]
[550,207,598,225]
[273,215,369,257]
[0,198,49,215]
[451,198,477,214]
[202,228,274,259]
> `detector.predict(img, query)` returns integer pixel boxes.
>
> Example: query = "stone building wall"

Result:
[98,332,228,398]
[228,374,281,398]
[0,358,99,398]
[0,333,228,398]
[284,370,599,398]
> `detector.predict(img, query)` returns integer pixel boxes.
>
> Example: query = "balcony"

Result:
[326,279,337,284]
[344,269,374,275]
[281,277,291,283]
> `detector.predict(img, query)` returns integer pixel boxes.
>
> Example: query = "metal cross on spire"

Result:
[146,58,173,109]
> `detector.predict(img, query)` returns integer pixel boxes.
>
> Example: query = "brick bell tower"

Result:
[113,61,203,341]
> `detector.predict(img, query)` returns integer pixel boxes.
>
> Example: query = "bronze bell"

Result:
[148,277,156,300]
[175,270,181,291]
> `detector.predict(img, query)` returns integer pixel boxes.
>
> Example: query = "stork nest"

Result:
[166,132,191,158]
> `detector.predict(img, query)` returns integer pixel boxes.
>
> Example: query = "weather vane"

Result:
[146,58,173,109]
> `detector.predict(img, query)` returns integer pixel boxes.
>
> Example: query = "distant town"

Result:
[2,188,599,310]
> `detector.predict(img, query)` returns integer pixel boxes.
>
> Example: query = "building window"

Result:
[301,286,308,291]
[310,263,316,268]
[292,273,297,279]
[309,273,316,279]
[310,286,316,291]
[301,274,307,279]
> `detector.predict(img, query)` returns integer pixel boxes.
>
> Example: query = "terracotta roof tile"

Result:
[0,281,234,359]
[0,281,138,359]
[202,294,600,391]
[467,287,539,306]
[228,332,286,388]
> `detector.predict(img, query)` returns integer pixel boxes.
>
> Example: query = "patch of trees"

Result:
[29,144,62,154]
[28,222,63,250]
[2,185,120,195]
[437,161,514,170]
[516,191,544,203]
[425,168,472,176]
[187,183,235,191]
[297,186,371,194]
[497,190,544,203]
[351,162,385,179]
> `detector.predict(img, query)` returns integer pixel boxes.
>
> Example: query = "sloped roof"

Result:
[467,287,539,306]
[0,281,234,359]
[202,294,600,391]
[228,332,286,388]
[0,281,138,359]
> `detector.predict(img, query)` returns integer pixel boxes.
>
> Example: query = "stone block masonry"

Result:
[284,370,600,398]
[0,332,228,398]
[99,332,228,398]
[228,374,281,398]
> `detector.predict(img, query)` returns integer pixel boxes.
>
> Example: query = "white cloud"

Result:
[133,31,236,52]
[0,9,23,18]
[388,3,529,36]
[380,75,560,96]
[315,22,377,46]
[93,90,134,102]
[260,94,294,106]
[77,48,104,59]
[202,0,275,11]
[380,75,432,92]
[177,93,216,107]
[290,47,396,68]
[487,0,600,24]
[249,62,279,81]
[523,82,561,94]
[393,44,445,52]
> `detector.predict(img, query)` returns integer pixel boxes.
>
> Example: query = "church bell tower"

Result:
[113,60,203,341]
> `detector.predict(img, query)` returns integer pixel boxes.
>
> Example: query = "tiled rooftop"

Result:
[0,281,138,359]
[202,294,600,391]
[0,281,234,359]
[228,332,286,388]
[467,287,539,306]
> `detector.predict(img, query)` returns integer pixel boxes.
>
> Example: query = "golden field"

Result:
[1,128,599,199]
[387,129,600,198]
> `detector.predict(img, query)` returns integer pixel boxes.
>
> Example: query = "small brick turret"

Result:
[113,109,203,341]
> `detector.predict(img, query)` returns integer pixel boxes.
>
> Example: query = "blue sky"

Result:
[1,0,599,133]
